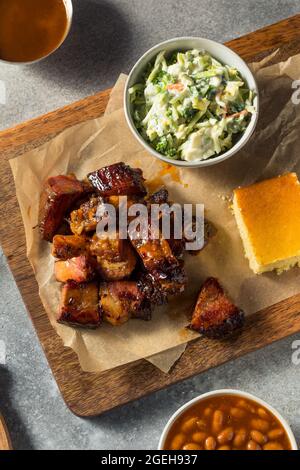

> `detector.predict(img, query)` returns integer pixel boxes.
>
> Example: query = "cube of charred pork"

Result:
[52,234,88,260]
[54,255,96,283]
[39,175,90,241]
[129,228,186,294]
[99,281,152,326]
[90,233,125,261]
[58,281,100,328]
[129,232,178,273]
[88,162,147,197]
[90,234,137,281]
[190,278,245,339]
[70,196,103,235]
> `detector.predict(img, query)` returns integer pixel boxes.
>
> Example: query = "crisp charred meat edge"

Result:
[190,277,245,339]
[87,162,147,197]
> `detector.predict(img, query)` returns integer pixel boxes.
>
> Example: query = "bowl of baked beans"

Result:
[159,389,297,451]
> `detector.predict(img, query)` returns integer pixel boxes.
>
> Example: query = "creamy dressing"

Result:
[129,49,255,161]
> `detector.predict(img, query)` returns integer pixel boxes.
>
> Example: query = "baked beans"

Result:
[163,395,291,451]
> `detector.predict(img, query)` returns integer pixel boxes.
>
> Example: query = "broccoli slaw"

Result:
[129,49,256,162]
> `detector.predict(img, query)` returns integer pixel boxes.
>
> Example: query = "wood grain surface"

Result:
[1,15,300,417]
[0,415,12,451]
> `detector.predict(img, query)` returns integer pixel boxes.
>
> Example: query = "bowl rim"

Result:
[158,388,298,450]
[0,0,73,66]
[124,36,259,168]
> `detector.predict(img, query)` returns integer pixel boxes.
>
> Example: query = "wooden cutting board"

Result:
[0,415,12,451]
[1,16,300,417]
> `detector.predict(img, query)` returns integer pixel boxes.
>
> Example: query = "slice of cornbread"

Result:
[233,173,300,274]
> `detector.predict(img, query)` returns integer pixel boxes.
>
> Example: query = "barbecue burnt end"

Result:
[88,162,147,197]
[99,280,152,326]
[39,175,91,242]
[58,281,101,328]
[190,278,245,339]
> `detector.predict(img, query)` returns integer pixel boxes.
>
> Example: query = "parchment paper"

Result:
[9,51,300,373]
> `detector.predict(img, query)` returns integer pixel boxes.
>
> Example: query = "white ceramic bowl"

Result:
[0,0,73,66]
[124,37,259,168]
[158,389,298,450]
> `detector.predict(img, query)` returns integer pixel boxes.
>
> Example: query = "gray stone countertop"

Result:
[0,0,300,450]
